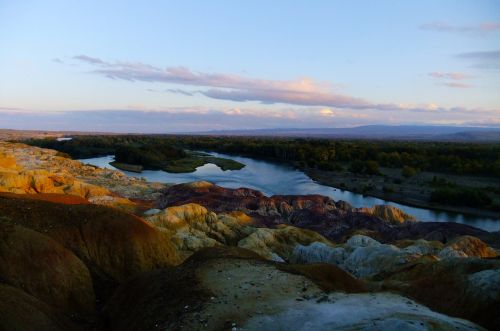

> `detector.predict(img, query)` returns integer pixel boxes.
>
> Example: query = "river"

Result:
[80,153,500,231]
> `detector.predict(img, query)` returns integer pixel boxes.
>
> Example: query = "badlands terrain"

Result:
[0,140,499,330]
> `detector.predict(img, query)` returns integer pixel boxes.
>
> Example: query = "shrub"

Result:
[383,185,395,193]
[401,165,417,178]
[318,162,344,171]
[349,160,380,175]
[430,176,455,188]
[362,184,374,192]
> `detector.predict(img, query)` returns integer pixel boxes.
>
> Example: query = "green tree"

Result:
[349,160,364,173]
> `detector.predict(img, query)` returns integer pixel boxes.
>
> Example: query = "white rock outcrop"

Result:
[291,235,496,278]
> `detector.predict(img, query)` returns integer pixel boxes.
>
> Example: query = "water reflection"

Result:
[80,153,500,231]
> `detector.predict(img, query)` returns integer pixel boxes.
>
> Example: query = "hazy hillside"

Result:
[192,125,500,141]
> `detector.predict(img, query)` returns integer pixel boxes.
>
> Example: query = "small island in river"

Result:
[25,136,245,174]
[111,154,244,173]
[112,149,245,173]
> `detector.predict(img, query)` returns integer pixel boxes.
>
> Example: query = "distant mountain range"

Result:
[2,126,499,142]
[190,125,500,142]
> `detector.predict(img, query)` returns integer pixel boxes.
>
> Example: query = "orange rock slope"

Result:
[0,141,165,208]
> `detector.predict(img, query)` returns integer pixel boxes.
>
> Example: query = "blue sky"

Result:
[1,0,499,132]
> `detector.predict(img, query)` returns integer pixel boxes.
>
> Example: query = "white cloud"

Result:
[69,55,498,115]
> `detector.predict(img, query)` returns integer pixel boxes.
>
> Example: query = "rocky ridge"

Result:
[158,181,498,247]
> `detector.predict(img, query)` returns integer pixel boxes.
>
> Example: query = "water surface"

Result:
[80,153,500,231]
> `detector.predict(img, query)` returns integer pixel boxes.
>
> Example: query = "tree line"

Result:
[22,135,500,177]
[177,136,500,177]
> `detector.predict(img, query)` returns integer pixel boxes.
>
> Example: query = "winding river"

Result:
[80,152,500,231]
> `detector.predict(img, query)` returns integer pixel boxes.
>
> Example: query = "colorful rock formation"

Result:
[0,141,166,206]
[0,142,498,330]
[158,182,498,247]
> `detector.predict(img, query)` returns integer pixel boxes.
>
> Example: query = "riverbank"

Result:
[199,150,500,221]
[306,167,500,221]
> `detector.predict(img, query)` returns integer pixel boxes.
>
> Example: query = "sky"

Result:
[1,0,500,132]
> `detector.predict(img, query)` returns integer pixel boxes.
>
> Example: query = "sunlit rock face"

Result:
[146,203,252,255]
[0,152,18,170]
[358,204,417,224]
[438,235,497,259]
[147,203,218,230]
[0,141,166,207]
[0,143,103,197]
[145,202,331,262]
